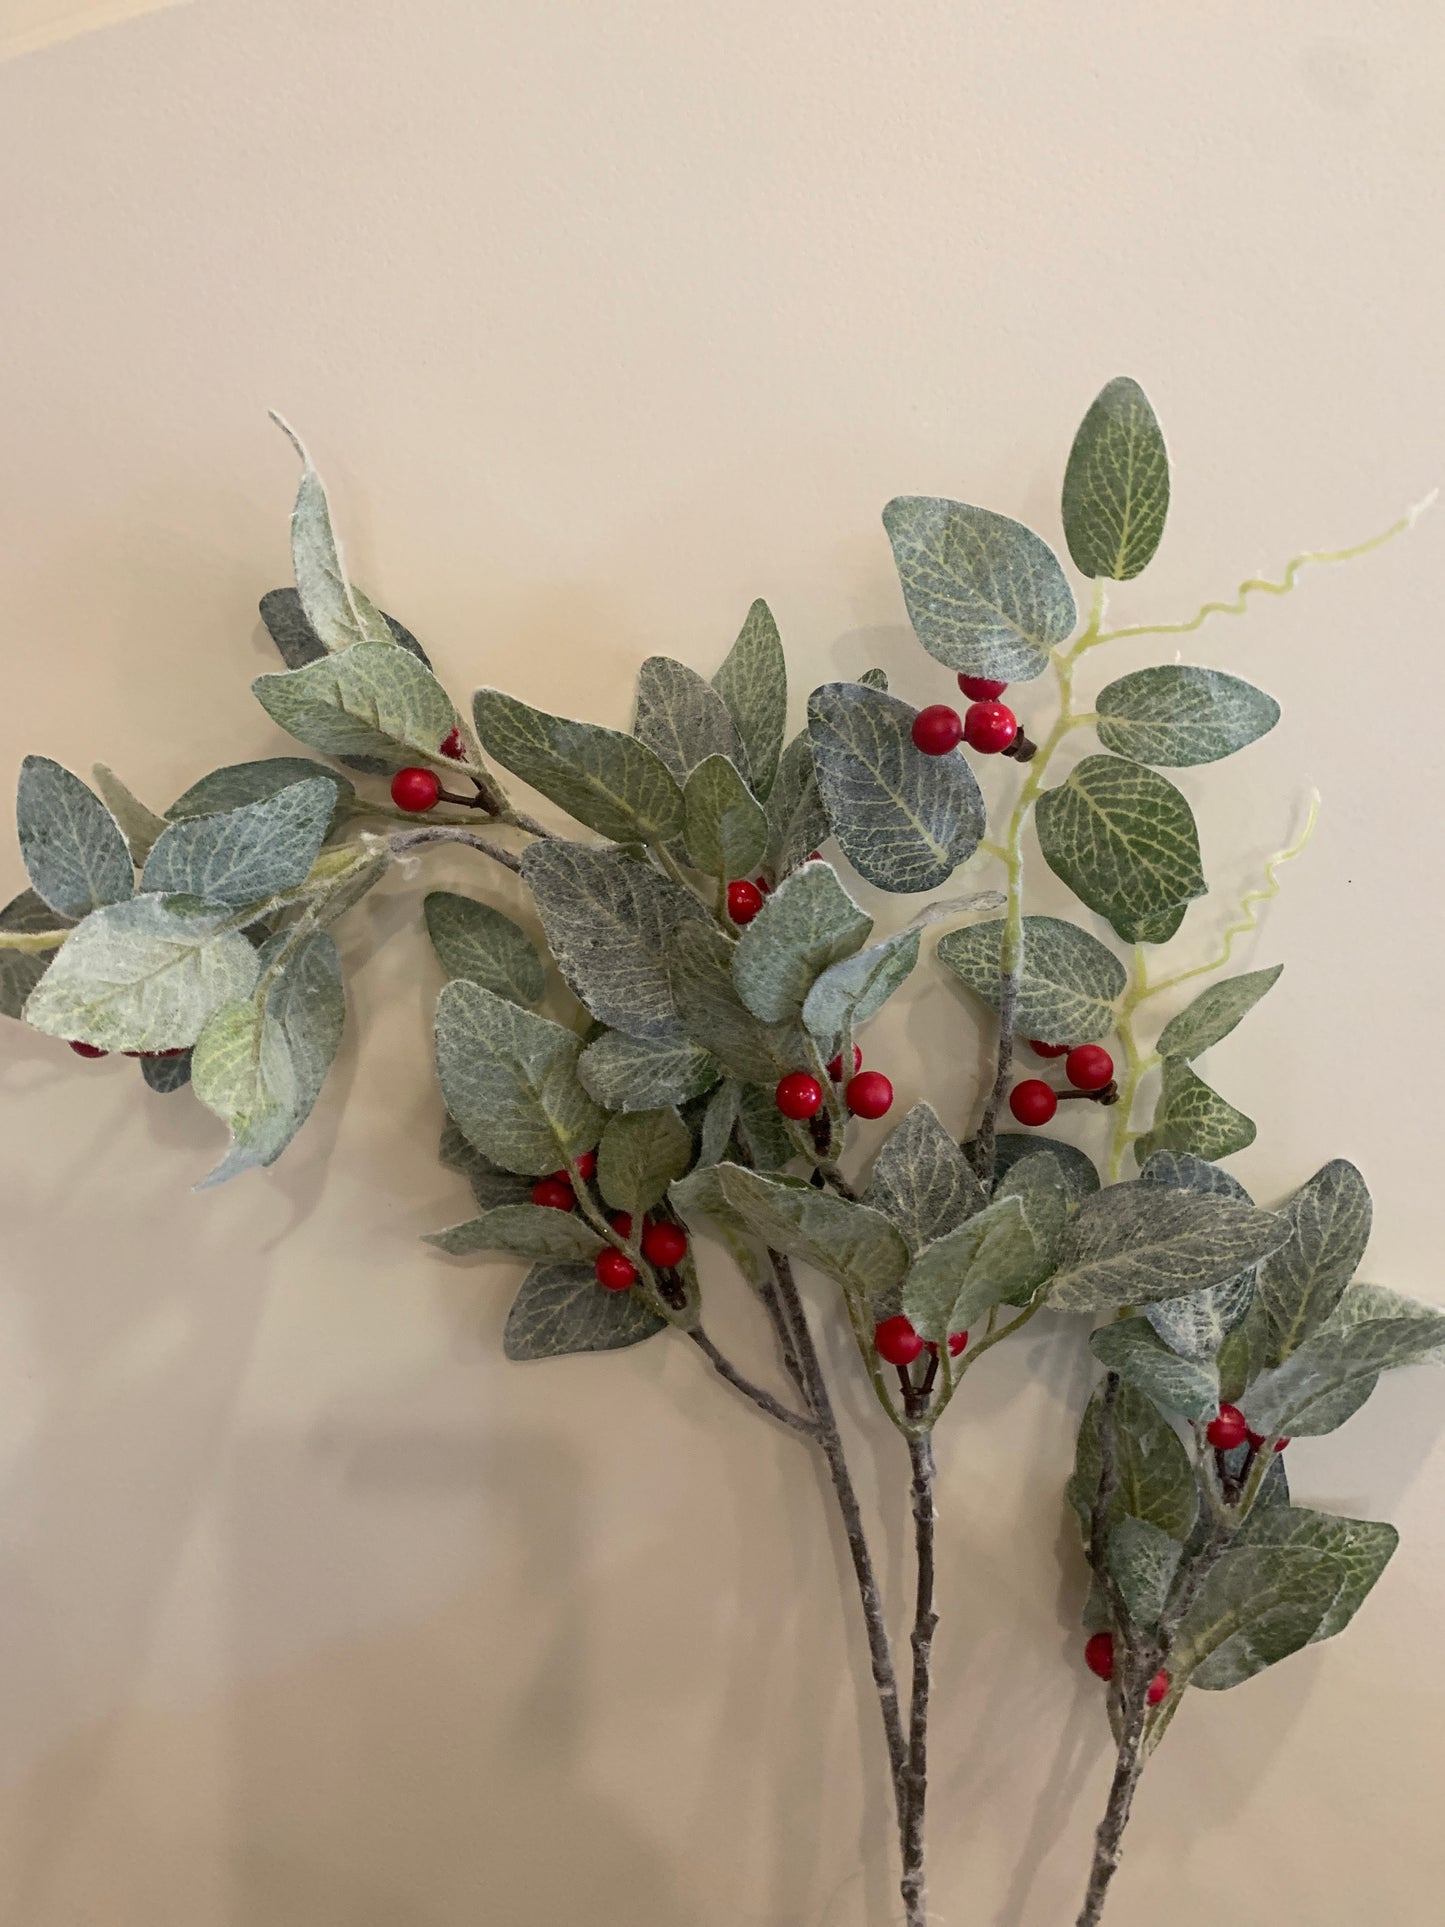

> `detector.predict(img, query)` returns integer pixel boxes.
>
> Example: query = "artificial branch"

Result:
[899,1431,939,1927]
[687,1327,818,1436]
[386,826,525,872]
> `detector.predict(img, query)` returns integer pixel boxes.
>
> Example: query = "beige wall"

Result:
[2,4,1444,1922]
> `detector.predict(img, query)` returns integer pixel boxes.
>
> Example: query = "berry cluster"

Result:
[873,1314,968,1367]
[595,1211,689,1290]
[1083,1632,1170,1706]
[775,1060,894,1122]
[909,675,1033,761]
[67,1041,188,1061]
[1205,1403,1290,1454]
[1008,1044,1115,1126]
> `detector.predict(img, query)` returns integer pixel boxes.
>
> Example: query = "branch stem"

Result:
[687,1328,818,1435]
[899,1432,938,1927]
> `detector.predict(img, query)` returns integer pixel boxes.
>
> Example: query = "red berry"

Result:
[1009,1080,1058,1126]
[391,766,440,813]
[957,674,1009,701]
[1029,1039,1068,1058]
[531,1178,575,1212]
[439,726,467,761]
[1066,1045,1114,1092]
[845,1070,894,1119]
[924,1331,969,1358]
[775,1072,824,1120]
[727,879,764,924]
[1246,1428,1290,1452]
[1146,1669,1170,1707]
[806,851,823,862]
[595,1249,638,1291]
[641,1221,688,1268]
[874,1315,924,1367]
[827,1044,863,1081]
[1084,1631,1115,1681]
[609,1212,633,1239]
[68,1039,107,1059]
[963,701,1019,754]
[573,1150,597,1182]
[1206,1403,1249,1451]
[756,876,772,895]
[911,704,964,755]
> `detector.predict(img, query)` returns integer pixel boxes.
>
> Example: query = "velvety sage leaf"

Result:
[732,860,871,1023]
[24,894,262,1052]
[474,689,684,845]
[736,1081,797,1171]
[1035,755,1205,945]
[140,1048,192,1094]
[17,756,134,919]
[634,656,745,786]
[436,979,606,1176]
[1069,1380,1197,1543]
[867,1103,985,1252]
[439,1117,537,1210]
[425,1204,604,1262]
[1135,1058,1256,1166]
[167,756,354,836]
[697,1080,741,1170]
[882,496,1075,682]
[522,840,706,1039]
[273,418,395,653]
[142,778,336,907]
[668,922,804,1083]
[709,1163,910,1299]
[802,928,920,1046]
[423,891,546,1007]
[259,586,431,673]
[1137,1149,1251,1202]
[190,931,345,1185]
[903,1194,1038,1339]
[1090,1317,1220,1419]
[1060,378,1170,582]
[936,914,1125,1046]
[1096,667,1280,768]
[1155,966,1283,1062]
[1107,1515,1182,1627]
[1237,1505,1399,1646]
[503,1260,665,1360]
[992,1151,1071,1292]
[92,766,167,867]
[765,729,829,880]
[857,667,889,691]
[984,1133,1101,1200]
[1137,1151,1256,1358]
[1257,1159,1373,1365]
[1049,1184,1289,1315]
[0,889,72,1019]
[597,1107,693,1214]
[577,1030,720,1112]
[807,683,985,894]
[713,599,786,799]
[1247,1283,1445,1437]
[683,755,768,879]
[254,642,461,769]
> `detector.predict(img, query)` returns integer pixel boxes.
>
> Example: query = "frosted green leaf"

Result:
[168,756,354,836]
[1155,966,1283,1062]
[435,979,606,1177]
[867,1104,986,1251]
[937,914,1125,1046]
[17,756,134,919]
[474,688,684,845]
[191,930,346,1185]
[424,1204,604,1262]
[92,766,167,867]
[683,755,768,879]
[597,1107,693,1214]
[521,840,706,1039]
[254,642,460,770]
[1060,378,1170,582]
[1256,1159,1373,1364]
[697,1080,740,1170]
[1237,1505,1400,1645]
[882,497,1075,682]
[807,683,985,893]
[732,860,872,1023]
[706,1162,909,1300]
[1035,754,1206,944]
[634,656,745,785]
[736,1081,796,1170]
[24,894,262,1052]
[1139,1151,1256,1359]
[439,1118,536,1211]
[1068,1380,1197,1544]
[259,587,431,673]
[577,1030,720,1112]
[1048,1183,1289,1315]
[765,729,829,880]
[142,778,336,907]
[1096,666,1280,767]
[902,1194,1038,1340]
[423,891,546,1007]
[272,416,395,653]
[984,1133,1101,1200]
[0,889,72,1020]
[668,923,805,1083]
[1107,1516,1182,1628]
[802,928,920,1046]
[503,1261,665,1360]
[992,1151,1071,1292]
[140,1049,192,1094]
[1090,1317,1220,1420]
[1247,1282,1445,1437]
[713,599,786,799]
[1135,1058,1256,1165]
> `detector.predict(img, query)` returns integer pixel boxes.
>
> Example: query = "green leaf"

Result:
[423,891,546,1007]
[435,979,606,1176]
[992,1151,1071,1292]
[705,1163,910,1300]
[1090,1317,1220,1420]
[697,1080,740,1169]
[732,860,871,1023]
[1096,666,1280,767]
[597,1107,694,1213]
[764,729,829,879]
[985,1132,1101,1200]
[1060,377,1170,582]
[254,642,461,770]
[167,756,354,835]
[23,894,262,1052]
[1237,1504,1400,1645]
[867,1103,985,1252]
[439,1117,537,1211]
[1135,1058,1256,1165]
[1035,754,1206,944]
[806,683,985,894]
[713,599,786,800]
[92,765,168,867]
[802,928,921,1047]
[668,922,805,1083]
[1069,1379,1197,1543]
[1107,1516,1182,1627]
[140,1049,192,1095]
[1256,1159,1373,1364]
[503,1260,665,1360]
[736,1081,797,1170]
[141,778,336,907]
[1048,1183,1289,1315]
[190,931,346,1185]
[259,586,431,673]
[902,1194,1039,1339]
[882,496,1076,682]
[1154,966,1283,1061]
[473,688,684,845]
[0,889,72,1020]
[1138,1151,1257,1359]
[16,756,134,919]
[521,840,706,1039]
[425,1204,604,1262]
[272,417,395,652]
[577,1030,721,1112]
[1247,1283,1445,1437]
[634,656,745,785]
[936,914,1125,1046]
[683,755,768,879]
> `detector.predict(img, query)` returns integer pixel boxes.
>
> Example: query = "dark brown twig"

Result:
[687,1328,817,1436]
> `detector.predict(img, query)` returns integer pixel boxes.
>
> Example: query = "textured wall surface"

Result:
[1,4,1443,1923]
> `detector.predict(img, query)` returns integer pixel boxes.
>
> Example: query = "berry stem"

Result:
[386,826,525,874]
